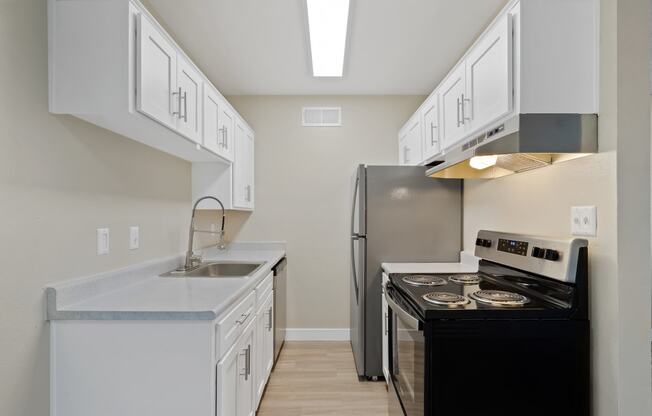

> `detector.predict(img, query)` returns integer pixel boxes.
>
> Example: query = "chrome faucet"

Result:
[182,196,226,271]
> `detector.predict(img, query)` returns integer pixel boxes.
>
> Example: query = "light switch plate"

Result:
[97,228,110,255]
[129,226,139,250]
[571,206,597,237]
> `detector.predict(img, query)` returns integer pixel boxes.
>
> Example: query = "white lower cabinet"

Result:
[216,339,240,416]
[254,292,274,408]
[50,272,277,416]
[381,273,390,385]
[236,320,256,416]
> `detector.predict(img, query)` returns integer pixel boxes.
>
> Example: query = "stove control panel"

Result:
[497,239,529,256]
[474,230,588,283]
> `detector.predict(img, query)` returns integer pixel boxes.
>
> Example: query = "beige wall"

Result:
[196,95,424,329]
[464,0,652,415]
[0,1,191,415]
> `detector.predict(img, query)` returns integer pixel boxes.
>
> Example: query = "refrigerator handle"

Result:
[351,174,360,236]
[351,237,360,305]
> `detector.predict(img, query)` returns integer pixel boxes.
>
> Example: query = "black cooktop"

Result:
[388,261,578,321]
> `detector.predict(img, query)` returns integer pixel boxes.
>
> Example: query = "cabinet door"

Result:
[216,343,239,416]
[398,128,409,166]
[401,116,422,166]
[421,94,441,160]
[381,273,389,386]
[262,293,274,378]
[465,14,513,132]
[254,293,274,407]
[440,63,467,150]
[136,14,177,130]
[176,56,203,143]
[218,105,235,161]
[203,87,231,160]
[233,120,254,209]
[237,321,255,416]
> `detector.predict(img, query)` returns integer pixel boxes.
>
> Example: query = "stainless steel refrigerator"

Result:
[350,165,462,379]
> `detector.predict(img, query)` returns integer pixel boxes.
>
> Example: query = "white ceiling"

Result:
[144,0,509,95]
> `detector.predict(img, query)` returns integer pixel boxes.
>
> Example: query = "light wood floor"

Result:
[257,342,389,416]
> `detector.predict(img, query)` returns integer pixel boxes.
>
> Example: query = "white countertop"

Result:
[382,251,479,274]
[46,242,286,321]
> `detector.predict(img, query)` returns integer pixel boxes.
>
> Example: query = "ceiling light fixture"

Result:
[306,0,350,77]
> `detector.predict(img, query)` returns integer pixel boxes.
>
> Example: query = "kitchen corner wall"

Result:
[195,95,424,330]
[0,1,191,415]
[464,0,652,415]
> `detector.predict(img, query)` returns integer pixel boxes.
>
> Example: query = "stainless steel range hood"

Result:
[426,114,598,179]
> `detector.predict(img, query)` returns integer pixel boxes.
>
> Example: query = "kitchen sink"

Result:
[160,261,264,278]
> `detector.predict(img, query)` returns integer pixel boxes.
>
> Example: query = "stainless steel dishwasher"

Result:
[272,257,287,363]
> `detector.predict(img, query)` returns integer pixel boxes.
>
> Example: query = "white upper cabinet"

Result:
[136,14,178,130]
[49,0,256,211]
[219,106,236,161]
[398,0,598,165]
[48,0,253,164]
[203,87,236,162]
[176,56,203,143]
[233,120,255,209]
[439,63,467,151]
[203,87,223,155]
[421,94,441,160]
[137,14,203,143]
[398,115,422,166]
[464,14,512,135]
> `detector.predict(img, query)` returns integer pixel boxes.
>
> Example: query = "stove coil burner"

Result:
[402,275,447,287]
[448,274,482,285]
[422,292,470,306]
[470,290,530,307]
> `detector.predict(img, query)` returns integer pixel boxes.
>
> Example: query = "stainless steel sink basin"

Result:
[160,261,264,278]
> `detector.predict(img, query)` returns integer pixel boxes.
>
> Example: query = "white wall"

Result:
[196,95,424,329]
[464,0,652,414]
[0,1,191,415]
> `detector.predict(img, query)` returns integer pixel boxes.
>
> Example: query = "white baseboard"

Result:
[285,328,350,341]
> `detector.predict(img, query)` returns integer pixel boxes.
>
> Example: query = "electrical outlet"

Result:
[571,206,597,237]
[129,226,139,250]
[97,228,110,255]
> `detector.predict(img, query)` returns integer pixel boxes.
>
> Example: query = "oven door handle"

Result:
[385,288,420,330]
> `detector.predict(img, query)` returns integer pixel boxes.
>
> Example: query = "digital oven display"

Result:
[497,239,529,256]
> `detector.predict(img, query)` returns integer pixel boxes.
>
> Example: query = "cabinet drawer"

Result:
[255,271,273,307]
[216,291,255,361]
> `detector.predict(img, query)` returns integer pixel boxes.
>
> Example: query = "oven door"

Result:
[385,285,425,416]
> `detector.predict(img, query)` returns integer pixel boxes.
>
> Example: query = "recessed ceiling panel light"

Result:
[306,0,350,77]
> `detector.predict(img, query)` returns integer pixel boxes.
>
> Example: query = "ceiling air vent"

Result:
[302,107,342,127]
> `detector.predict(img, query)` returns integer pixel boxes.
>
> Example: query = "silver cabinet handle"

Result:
[182,91,188,122]
[224,127,228,149]
[245,185,251,202]
[384,312,389,336]
[239,345,251,380]
[236,312,250,325]
[245,344,251,379]
[403,146,410,164]
[267,306,273,331]
[461,93,470,124]
[218,127,226,148]
[172,87,182,118]
[456,96,461,127]
[430,123,439,146]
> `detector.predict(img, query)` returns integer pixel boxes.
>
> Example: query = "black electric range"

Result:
[385,230,590,416]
